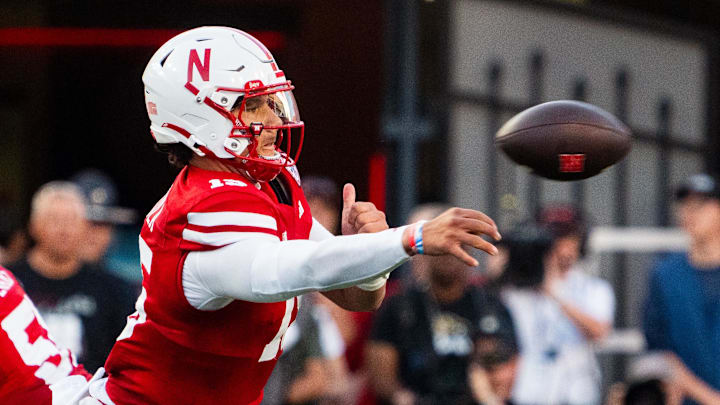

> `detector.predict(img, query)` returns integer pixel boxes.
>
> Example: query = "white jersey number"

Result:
[258,297,296,362]
[2,297,75,384]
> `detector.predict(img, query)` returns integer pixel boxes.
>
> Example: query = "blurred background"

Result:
[2,0,720,404]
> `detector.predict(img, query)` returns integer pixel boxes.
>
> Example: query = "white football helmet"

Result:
[143,26,304,182]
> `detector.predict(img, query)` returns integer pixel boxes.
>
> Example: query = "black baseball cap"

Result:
[71,169,136,225]
[675,173,720,201]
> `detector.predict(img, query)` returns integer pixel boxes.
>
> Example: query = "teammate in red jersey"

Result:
[89,27,501,405]
[0,266,91,404]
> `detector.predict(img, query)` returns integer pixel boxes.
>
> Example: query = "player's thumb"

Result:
[343,183,356,211]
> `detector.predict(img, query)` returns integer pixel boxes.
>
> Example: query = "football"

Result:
[495,100,631,181]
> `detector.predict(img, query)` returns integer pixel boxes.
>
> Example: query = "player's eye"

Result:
[244,96,266,112]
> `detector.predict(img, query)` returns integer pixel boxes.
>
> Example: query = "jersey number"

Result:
[258,297,296,362]
[2,297,75,384]
[126,237,295,363]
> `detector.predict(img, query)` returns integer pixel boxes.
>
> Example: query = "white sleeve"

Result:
[183,227,409,309]
[309,216,391,291]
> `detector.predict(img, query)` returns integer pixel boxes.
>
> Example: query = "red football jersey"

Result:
[104,165,313,405]
[0,267,89,404]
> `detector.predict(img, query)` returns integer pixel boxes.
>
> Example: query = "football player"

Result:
[0,266,91,404]
[90,26,501,405]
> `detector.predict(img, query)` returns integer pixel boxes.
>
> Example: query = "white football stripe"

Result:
[182,229,279,246]
[187,211,277,230]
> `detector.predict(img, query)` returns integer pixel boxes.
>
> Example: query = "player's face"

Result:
[235,94,284,158]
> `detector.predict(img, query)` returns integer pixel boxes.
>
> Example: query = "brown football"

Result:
[495,100,631,181]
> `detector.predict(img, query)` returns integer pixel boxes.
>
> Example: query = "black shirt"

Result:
[8,257,138,372]
[370,285,513,405]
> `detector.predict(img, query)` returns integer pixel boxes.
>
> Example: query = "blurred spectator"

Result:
[8,181,136,372]
[70,168,136,266]
[365,203,503,405]
[622,380,667,405]
[603,352,716,405]
[620,353,682,405]
[643,173,720,405]
[468,293,519,405]
[500,207,615,405]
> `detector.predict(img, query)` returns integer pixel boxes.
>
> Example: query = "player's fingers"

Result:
[448,245,480,267]
[348,202,378,226]
[458,232,499,256]
[454,217,501,241]
[342,183,356,212]
[351,201,377,214]
[354,210,387,229]
[452,208,500,238]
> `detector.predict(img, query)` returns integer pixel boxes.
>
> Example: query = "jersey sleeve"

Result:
[179,190,281,251]
[0,268,90,403]
[0,269,26,316]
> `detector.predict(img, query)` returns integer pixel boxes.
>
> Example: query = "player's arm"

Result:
[306,210,387,310]
[308,214,388,310]
[182,194,501,310]
[319,184,388,311]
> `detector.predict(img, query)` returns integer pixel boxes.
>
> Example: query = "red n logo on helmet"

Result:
[185,49,211,95]
[188,49,211,82]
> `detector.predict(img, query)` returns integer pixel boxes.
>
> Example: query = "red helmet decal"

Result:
[244,80,264,90]
[147,102,158,115]
[187,49,211,84]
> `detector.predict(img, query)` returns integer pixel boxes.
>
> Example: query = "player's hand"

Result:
[341,183,389,235]
[405,207,501,266]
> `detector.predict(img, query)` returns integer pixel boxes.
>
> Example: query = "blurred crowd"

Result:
[1,171,719,405]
